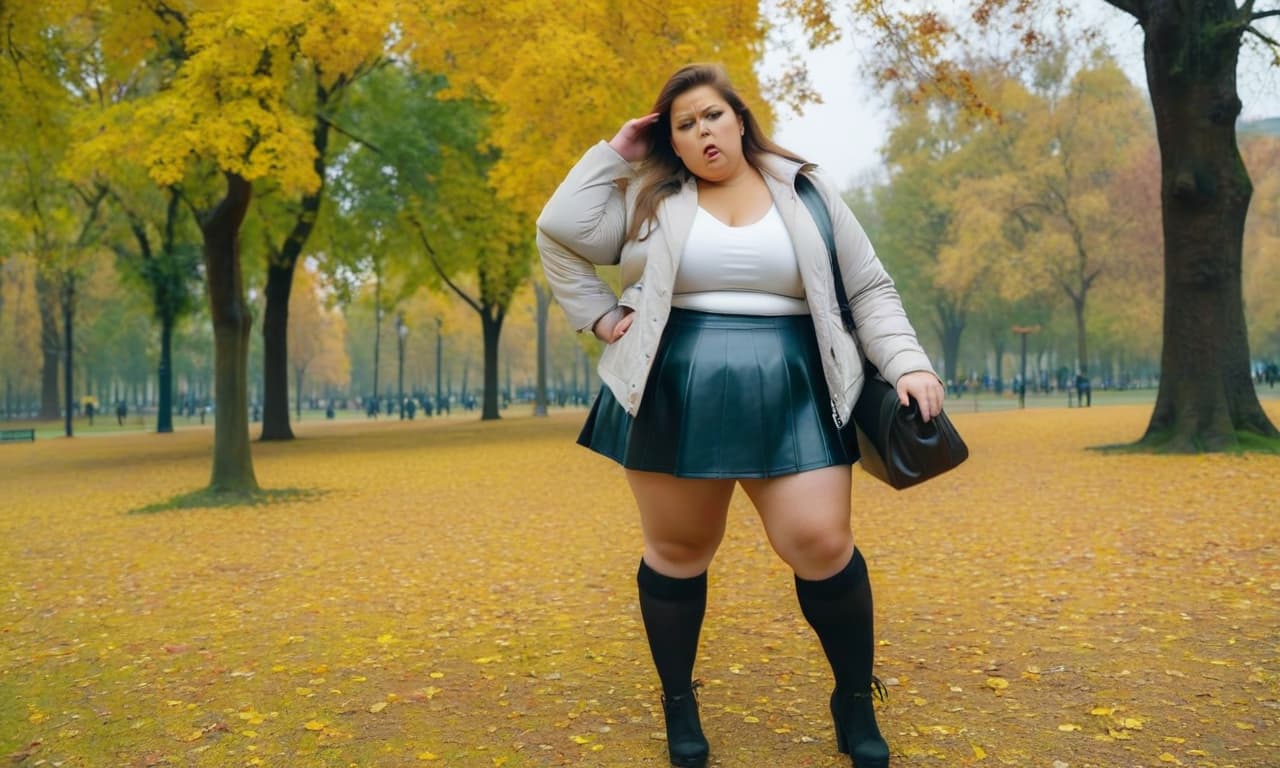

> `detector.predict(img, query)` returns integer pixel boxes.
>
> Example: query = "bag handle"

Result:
[795,173,856,335]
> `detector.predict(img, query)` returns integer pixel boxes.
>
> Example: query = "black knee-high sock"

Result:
[637,559,707,697]
[794,548,875,692]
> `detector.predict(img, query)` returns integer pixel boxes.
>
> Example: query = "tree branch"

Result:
[1253,10,1280,21]
[1100,0,1144,22]
[318,114,384,155]
[1245,24,1280,48]
[407,215,482,315]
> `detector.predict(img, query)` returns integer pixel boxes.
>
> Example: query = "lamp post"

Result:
[396,313,407,420]
[435,316,443,415]
[1011,325,1040,409]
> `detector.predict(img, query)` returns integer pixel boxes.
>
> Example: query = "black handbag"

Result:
[796,173,969,489]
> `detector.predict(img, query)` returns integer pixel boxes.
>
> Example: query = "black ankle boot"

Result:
[830,678,889,768]
[661,682,709,767]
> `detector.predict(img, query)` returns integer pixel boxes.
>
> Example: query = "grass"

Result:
[2,402,1278,766]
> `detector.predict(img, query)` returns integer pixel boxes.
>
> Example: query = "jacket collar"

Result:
[757,152,816,188]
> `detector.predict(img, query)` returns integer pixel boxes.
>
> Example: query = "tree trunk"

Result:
[261,97,330,441]
[294,366,304,422]
[1073,293,1088,375]
[201,173,259,493]
[36,271,60,420]
[992,338,1007,394]
[534,282,550,416]
[1138,3,1278,449]
[62,278,74,438]
[157,315,174,433]
[480,305,504,420]
[934,301,966,385]
[372,278,382,402]
[261,261,296,440]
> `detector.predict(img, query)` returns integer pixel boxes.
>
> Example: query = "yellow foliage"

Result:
[69,0,397,194]
[401,0,773,219]
[1,402,1278,764]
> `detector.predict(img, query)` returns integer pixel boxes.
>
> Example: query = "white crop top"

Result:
[671,205,809,315]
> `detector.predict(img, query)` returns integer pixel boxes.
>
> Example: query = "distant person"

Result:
[538,63,941,768]
[1075,371,1092,407]
[115,401,127,426]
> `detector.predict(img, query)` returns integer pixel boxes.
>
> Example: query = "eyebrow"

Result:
[672,105,722,120]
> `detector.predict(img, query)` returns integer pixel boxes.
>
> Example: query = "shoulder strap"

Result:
[795,173,856,334]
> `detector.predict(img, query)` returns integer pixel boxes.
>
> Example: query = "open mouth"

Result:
[703,145,720,160]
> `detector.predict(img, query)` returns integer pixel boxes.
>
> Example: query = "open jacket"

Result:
[536,141,935,426]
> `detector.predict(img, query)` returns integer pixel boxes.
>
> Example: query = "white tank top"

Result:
[671,204,809,315]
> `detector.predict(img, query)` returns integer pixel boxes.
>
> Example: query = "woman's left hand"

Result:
[896,371,945,422]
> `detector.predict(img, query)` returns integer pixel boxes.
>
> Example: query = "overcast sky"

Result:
[767,7,1280,187]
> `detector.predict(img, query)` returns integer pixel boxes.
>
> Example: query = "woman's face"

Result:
[668,84,745,183]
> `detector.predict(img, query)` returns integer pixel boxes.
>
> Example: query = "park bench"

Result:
[0,428,35,443]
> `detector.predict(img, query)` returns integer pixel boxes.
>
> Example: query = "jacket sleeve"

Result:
[536,142,636,331]
[809,168,937,385]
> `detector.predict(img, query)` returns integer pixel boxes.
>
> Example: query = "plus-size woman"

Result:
[537,63,944,768]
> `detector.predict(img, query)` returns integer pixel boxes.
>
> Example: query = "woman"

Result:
[536,64,943,768]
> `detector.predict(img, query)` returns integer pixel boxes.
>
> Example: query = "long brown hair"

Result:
[625,63,807,243]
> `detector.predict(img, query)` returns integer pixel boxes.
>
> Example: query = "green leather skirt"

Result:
[578,308,857,478]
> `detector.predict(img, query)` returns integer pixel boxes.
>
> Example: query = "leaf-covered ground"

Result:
[2,403,1278,767]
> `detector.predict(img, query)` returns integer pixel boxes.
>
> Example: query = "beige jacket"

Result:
[536,140,935,426]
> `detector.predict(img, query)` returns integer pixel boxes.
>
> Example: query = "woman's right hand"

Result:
[593,306,635,343]
[608,113,660,163]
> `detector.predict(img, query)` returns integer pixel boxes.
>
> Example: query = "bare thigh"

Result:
[626,469,735,578]
[739,465,854,580]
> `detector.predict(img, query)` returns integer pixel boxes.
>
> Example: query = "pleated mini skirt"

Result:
[577,308,857,478]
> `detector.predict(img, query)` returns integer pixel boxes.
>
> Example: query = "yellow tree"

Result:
[1000,53,1154,376]
[404,1,784,220]
[74,2,329,493]
[807,0,1280,449]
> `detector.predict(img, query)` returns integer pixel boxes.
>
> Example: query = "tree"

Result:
[876,94,984,385]
[108,187,203,433]
[73,2,331,492]
[0,256,42,418]
[0,4,109,431]
[955,53,1154,377]
[287,262,349,420]
[406,146,533,421]
[333,66,527,420]
[395,2,783,418]
[1241,135,1280,361]
[256,0,395,441]
[816,0,1280,450]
